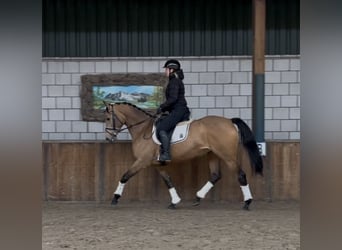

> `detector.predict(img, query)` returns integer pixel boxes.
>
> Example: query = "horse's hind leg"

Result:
[193,154,221,206]
[158,170,181,209]
[238,169,253,210]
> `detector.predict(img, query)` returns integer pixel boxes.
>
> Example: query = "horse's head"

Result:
[103,101,125,143]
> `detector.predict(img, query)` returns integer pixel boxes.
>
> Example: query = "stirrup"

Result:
[158,153,171,163]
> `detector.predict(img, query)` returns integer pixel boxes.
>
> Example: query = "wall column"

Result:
[252,0,266,153]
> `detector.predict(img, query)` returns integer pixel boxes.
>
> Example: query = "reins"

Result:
[105,103,160,139]
[105,119,151,135]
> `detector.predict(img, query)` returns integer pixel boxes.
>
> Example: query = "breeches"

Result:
[156,107,190,135]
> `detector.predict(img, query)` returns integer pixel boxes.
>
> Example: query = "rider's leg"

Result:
[158,130,171,162]
[156,108,188,163]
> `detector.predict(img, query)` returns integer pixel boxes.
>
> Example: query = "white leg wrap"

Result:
[114,182,125,196]
[240,184,253,201]
[168,187,181,204]
[196,181,214,199]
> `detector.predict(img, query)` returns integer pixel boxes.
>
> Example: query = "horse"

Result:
[103,101,263,210]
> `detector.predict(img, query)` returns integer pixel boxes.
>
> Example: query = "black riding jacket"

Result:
[159,70,188,112]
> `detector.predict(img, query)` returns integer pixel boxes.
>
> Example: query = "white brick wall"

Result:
[191,61,207,72]
[42,97,56,109]
[216,72,231,83]
[64,62,79,72]
[143,61,159,72]
[199,72,215,83]
[49,110,64,120]
[48,86,63,96]
[72,121,87,132]
[240,84,252,95]
[95,62,111,73]
[208,85,223,96]
[224,60,239,71]
[191,85,207,96]
[240,60,252,71]
[127,61,143,72]
[273,59,290,71]
[184,73,199,84]
[80,62,95,73]
[208,60,223,72]
[89,122,104,132]
[42,56,300,141]
[56,74,71,85]
[290,59,300,70]
[56,98,72,109]
[224,109,240,118]
[216,96,231,108]
[56,121,72,132]
[199,97,216,108]
[42,74,55,85]
[232,72,249,83]
[48,62,63,73]
[232,96,248,108]
[224,85,239,96]
[265,72,281,83]
[265,59,273,71]
[111,61,127,72]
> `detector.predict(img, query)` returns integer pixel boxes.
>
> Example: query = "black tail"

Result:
[231,118,263,176]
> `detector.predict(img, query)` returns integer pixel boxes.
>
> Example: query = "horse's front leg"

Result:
[111,160,146,206]
[158,170,181,209]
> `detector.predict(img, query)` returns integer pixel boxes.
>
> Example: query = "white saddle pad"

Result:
[152,119,193,145]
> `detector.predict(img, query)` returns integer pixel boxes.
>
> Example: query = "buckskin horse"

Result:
[104,102,263,210]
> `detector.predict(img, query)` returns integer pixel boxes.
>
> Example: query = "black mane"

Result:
[114,102,155,118]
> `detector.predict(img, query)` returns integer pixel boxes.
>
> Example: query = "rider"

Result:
[156,59,190,163]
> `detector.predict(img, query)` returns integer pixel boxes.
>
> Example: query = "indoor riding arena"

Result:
[42,0,300,249]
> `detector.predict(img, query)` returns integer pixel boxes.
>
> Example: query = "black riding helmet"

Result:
[163,59,181,70]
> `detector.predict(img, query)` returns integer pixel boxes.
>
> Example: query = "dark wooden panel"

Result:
[45,143,96,200]
[43,141,300,202]
[267,142,300,200]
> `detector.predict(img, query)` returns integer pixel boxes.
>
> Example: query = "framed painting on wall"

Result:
[81,73,167,121]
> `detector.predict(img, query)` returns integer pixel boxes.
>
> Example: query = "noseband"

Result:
[105,108,125,139]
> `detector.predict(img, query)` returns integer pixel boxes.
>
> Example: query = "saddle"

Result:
[152,119,193,145]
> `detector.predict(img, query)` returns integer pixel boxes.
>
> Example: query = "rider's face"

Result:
[165,68,173,77]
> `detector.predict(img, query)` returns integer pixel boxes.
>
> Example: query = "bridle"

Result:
[105,104,153,142]
[105,107,124,139]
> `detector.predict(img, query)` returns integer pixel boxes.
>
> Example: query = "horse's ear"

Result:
[103,101,108,107]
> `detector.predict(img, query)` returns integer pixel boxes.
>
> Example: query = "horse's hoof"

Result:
[111,194,120,206]
[243,199,252,210]
[168,203,177,209]
[192,197,201,206]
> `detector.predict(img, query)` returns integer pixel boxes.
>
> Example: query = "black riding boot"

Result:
[158,130,171,162]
